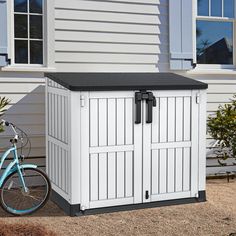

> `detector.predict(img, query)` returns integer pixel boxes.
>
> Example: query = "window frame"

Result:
[195,0,236,69]
[9,0,47,69]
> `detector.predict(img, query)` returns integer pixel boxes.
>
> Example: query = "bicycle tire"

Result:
[0,168,51,216]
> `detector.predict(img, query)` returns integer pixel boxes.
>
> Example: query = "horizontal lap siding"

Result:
[184,74,236,176]
[0,73,45,167]
[54,0,169,72]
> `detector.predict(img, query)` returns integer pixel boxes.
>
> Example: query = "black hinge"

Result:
[184,58,197,68]
[145,191,149,200]
[0,53,11,65]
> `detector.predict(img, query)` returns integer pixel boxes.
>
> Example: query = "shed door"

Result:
[142,90,199,203]
[81,91,143,210]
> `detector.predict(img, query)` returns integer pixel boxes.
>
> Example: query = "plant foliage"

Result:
[207,95,236,162]
[0,97,10,133]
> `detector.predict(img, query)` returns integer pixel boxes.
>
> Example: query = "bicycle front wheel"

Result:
[0,168,51,216]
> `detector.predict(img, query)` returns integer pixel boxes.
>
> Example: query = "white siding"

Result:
[0,72,45,170]
[1,0,235,178]
[182,74,236,176]
[54,0,169,72]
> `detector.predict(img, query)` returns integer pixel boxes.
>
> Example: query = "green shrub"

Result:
[0,97,10,133]
[207,95,236,162]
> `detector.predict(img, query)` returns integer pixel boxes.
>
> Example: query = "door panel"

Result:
[82,91,142,209]
[144,90,198,202]
[81,90,199,210]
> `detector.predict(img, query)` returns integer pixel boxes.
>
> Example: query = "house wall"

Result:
[54,0,169,72]
[0,72,45,171]
[183,74,236,175]
[0,0,235,176]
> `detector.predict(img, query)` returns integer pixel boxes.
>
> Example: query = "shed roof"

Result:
[45,73,208,91]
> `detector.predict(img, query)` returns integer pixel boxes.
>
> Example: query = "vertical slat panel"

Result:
[125,98,133,145]
[90,99,98,147]
[52,94,55,137]
[175,148,183,192]
[58,96,62,141]
[90,154,99,201]
[48,141,51,178]
[176,97,183,141]
[61,150,65,192]
[167,97,175,142]
[107,152,116,199]
[55,95,58,139]
[65,151,68,193]
[152,97,159,143]
[58,147,61,189]
[61,96,65,143]
[159,149,167,194]
[183,148,190,191]
[151,150,159,195]
[99,99,107,146]
[167,148,175,193]
[117,151,125,198]
[99,153,107,200]
[108,99,116,146]
[183,97,191,141]
[117,99,125,145]
[65,97,68,143]
[125,151,133,197]
[160,98,167,143]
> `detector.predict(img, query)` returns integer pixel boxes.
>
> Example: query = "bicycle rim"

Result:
[1,168,50,215]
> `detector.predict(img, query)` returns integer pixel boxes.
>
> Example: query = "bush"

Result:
[207,95,236,162]
[0,97,10,133]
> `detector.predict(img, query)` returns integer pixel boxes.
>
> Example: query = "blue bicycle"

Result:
[0,120,51,215]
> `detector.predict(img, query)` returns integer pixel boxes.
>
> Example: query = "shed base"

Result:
[51,190,206,217]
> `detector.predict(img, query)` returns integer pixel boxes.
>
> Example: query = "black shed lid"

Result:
[45,73,208,91]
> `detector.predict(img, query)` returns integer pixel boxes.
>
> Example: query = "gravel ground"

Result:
[0,179,235,236]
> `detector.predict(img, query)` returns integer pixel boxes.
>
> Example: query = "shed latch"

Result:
[196,94,200,104]
[145,190,149,200]
[80,95,85,107]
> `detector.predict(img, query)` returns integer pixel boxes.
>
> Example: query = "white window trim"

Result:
[2,0,55,72]
[193,0,236,72]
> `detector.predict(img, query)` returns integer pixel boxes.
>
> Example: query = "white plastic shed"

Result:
[45,73,208,216]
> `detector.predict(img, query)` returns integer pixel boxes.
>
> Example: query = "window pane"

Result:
[224,0,234,17]
[30,15,43,39]
[198,0,209,16]
[196,20,233,64]
[30,0,43,14]
[211,0,222,16]
[14,15,28,38]
[14,0,27,13]
[15,40,28,64]
[30,41,43,64]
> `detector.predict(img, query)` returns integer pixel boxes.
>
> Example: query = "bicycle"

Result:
[0,120,51,216]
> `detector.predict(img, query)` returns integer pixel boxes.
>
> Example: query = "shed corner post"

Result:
[198,89,207,192]
[191,90,200,198]
[69,91,82,206]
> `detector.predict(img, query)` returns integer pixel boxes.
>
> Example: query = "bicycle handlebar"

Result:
[1,119,19,143]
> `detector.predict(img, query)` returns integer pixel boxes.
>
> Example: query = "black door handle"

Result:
[146,92,156,124]
[135,92,142,124]
[135,91,156,124]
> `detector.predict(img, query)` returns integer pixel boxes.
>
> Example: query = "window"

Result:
[14,0,43,65]
[196,0,234,65]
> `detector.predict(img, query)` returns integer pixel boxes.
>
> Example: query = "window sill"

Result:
[1,66,56,72]
[187,68,236,75]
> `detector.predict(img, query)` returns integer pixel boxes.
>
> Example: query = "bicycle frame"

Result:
[0,144,37,189]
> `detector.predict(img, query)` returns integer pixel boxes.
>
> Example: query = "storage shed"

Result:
[45,73,208,216]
